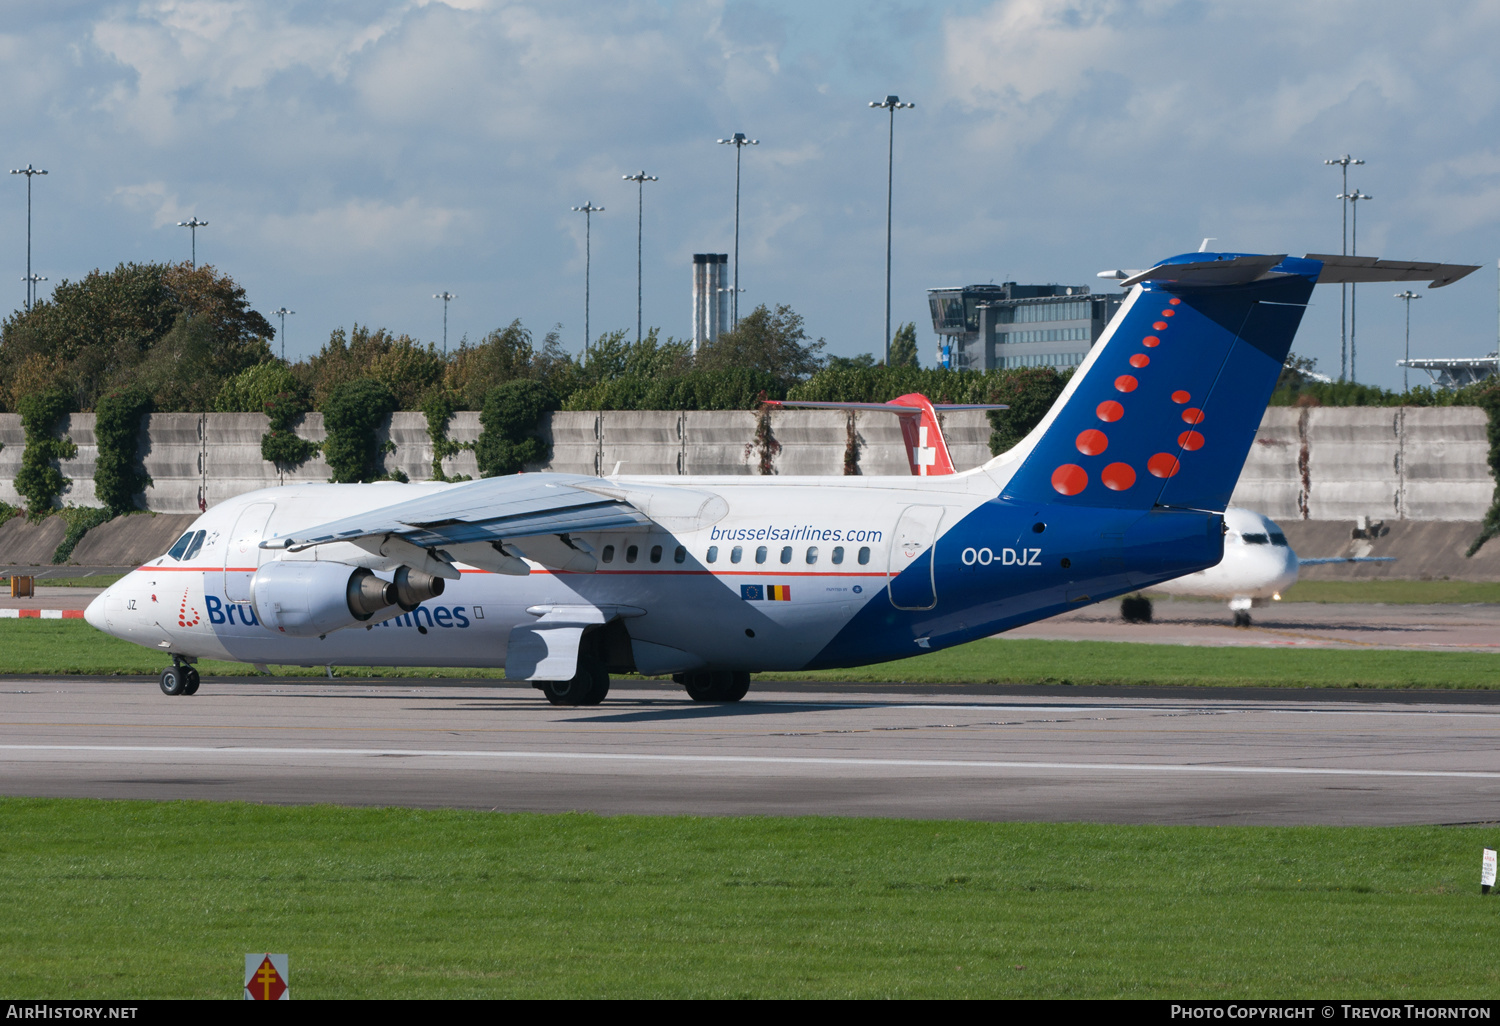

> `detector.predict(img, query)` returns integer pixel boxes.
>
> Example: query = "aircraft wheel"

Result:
[159,666,187,696]
[181,668,201,696]
[541,662,604,707]
[683,671,746,703]
[1120,595,1153,624]
[1233,610,1252,628]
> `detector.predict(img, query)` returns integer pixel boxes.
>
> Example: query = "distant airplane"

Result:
[84,250,1474,703]
[1136,505,1393,626]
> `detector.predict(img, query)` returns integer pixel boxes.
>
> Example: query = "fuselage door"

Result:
[888,505,943,611]
[224,503,275,603]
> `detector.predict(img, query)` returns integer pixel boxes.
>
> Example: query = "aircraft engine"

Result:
[393,565,445,611]
[250,561,398,637]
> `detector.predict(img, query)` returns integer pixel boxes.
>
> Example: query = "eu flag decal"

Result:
[740,585,764,601]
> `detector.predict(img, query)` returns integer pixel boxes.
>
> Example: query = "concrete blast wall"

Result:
[0,407,1491,522]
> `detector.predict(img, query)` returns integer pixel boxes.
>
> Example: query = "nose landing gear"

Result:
[159,656,200,696]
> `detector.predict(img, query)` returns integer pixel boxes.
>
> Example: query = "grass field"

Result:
[0,798,1494,999]
[1201,580,1500,605]
[2,618,1497,688]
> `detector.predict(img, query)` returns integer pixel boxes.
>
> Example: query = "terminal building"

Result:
[927,283,1123,372]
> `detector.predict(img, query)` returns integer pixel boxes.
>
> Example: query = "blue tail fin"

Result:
[998,253,1318,513]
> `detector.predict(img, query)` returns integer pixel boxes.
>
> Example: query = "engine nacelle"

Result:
[250,561,397,638]
[393,565,445,611]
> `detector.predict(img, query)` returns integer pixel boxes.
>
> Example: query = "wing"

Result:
[262,473,727,576]
[1297,556,1397,566]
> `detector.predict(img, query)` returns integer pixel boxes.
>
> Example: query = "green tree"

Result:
[93,388,153,514]
[320,379,398,483]
[889,322,920,368]
[444,320,538,409]
[695,304,826,387]
[215,362,305,413]
[475,380,557,477]
[0,262,274,412]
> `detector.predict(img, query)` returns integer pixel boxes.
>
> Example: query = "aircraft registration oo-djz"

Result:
[85,250,1477,705]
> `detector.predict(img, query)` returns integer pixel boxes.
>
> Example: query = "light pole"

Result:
[433,292,456,355]
[870,95,915,365]
[1338,188,1372,382]
[1395,290,1420,394]
[1325,155,1364,381]
[22,274,46,309]
[272,307,295,362]
[10,163,47,310]
[571,202,603,357]
[717,133,757,328]
[177,216,208,269]
[622,172,658,345]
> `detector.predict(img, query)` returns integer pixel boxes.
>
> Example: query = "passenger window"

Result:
[674,546,686,564]
[731,546,743,564]
[755,546,768,564]
[806,546,818,564]
[831,546,844,564]
[602,545,615,563]
[706,546,718,563]
[166,532,194,560]
[183,530,206,560]
[626,545,639,563]
[858,546,871,565]
[650,545,663,564]
[780,546,792,564]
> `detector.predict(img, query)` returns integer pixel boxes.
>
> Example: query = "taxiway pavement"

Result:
[2,677,1498,825]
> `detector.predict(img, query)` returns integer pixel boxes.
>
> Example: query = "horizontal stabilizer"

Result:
[1302,255,1480,288]
[1118,254,1287,289]
[764,400,1008,413]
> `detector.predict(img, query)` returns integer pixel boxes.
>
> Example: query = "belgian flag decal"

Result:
[767,585,791,601]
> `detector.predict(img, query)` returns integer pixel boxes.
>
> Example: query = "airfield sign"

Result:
[245,953,289,1000]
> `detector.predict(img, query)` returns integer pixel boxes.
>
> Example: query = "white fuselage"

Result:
[1152,507,1299,607]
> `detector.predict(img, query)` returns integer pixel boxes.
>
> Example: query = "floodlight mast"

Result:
[870,95,915,365]
[1395,290,1420,394]
[9,164,47,310]
[717,133,757,328]
[571,202,603,357]
[1324,155,1363,380]
[622,171,658,344]
[22,274,46,309]
[1337,188,1372,382]
[433,292,456,355]
[177,216,208,269]
[272,308,295,362]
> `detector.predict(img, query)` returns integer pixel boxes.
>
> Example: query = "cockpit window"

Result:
[1242,533,1270,545]
[166,532,195,560]
[183,530,206,560]
[1269,532,1288,547]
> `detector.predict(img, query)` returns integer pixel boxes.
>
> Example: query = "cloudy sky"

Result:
[3,0,1498,389]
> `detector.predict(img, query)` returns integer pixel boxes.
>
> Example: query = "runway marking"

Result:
[3,744,1499,780]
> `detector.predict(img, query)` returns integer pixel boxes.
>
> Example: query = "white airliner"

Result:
[1142,505,1391,626]
[83,250,1475,703]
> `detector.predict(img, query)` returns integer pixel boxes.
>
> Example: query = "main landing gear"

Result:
[159,656,200,697]
[674,671,751,703]
[536,658,611,707]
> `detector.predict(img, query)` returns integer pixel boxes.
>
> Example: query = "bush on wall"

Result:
[15,389,76,519]
[260,391,319,471]
[476,380,555,477]
[420,389,472,483]
[321,378,399,483]
[93,388,153,514]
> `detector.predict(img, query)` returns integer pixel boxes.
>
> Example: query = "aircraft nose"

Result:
[84,588,108,631]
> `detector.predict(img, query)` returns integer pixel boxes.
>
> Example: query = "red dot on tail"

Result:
[1168,297,1181,305]
[1051,464,1088,496]
[1096,400,1124,423]
[1182,407,1205,425]
[1148,453,1181,478]
[1171,390,1190,404]
[1142,335,1161,347]
[1178,430,1205,451]
[1129,353,1149,368]
[1114,375,1138,393]
[1161,309,1175,317]
[1153,321,1168,331]
[1076,429,1108,456]
[1101,462,1136,491]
